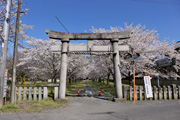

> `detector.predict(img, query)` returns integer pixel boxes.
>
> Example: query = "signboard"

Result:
[156,58,176,67]
[144,76,153,98]
[3,70,8,97]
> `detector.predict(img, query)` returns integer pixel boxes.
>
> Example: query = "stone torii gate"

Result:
[46,29,132,100]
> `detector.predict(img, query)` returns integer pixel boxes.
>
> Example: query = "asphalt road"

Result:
[1,97,180,120]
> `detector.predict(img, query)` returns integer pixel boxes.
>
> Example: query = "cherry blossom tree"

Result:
[89,23,179,82]
[17,38,61,83]
[0,0,32,46]
[0,0,33,80]
[17,39,90,83]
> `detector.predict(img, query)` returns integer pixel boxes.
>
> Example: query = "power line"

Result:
[55,16,69,33]
[41,0,70,33]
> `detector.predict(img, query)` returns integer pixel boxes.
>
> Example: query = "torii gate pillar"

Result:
[111,39,123,99]
[59,38,69,100]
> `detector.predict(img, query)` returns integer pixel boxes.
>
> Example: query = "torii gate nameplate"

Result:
[51,45,130,52]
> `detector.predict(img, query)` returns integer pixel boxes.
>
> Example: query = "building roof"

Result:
[174,41,180,50]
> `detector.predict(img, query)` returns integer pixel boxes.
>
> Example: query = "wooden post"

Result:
[54,87,58,100]
[28,87,32,101]
[123,85,127,100]
[144,86,147,100]
[158,86,162,100]
[163,86,167,100]
[153,86,157,100]
[135,86,137,101]
[33,87,37,101]
[129,86,133,101]
[11,0,22,104]
[18,87,22,101]
[38,87,42,101]
[139,86,142,101]
[23,87,27,101]
[43,87,48,99]
[16,87,18,101]
[172,84,177,99]
[167,86,171,100]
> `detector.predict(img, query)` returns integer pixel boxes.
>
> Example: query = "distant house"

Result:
[174,41,180,51]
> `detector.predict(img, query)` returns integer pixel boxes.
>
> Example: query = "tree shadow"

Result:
[93,95,113,101]
[66,93,113,102]
[89,111,129,120]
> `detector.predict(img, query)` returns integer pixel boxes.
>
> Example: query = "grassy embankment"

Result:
[0,99,67,113]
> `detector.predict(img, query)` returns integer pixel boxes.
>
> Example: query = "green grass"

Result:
[25,108,41,113]
[0,104,18,112]
[89,80,116,97]
[66,81,85,95]
[33,99,63,108]
[0,98,68,113]
[16,82,53,87]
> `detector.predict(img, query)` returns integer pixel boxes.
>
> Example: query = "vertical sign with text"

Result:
[144,76,153,98]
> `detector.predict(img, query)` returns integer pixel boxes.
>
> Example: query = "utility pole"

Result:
[132,50,136,103]
[11,0,21,104]
[0,0,12,107]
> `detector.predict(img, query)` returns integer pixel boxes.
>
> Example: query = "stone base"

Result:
[113,98,126,102]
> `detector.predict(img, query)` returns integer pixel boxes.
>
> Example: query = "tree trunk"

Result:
[54,78,57,83]
[69,78,72,85]
[98,78,101,83]
[107,73,110,86]
[74,77,76,83]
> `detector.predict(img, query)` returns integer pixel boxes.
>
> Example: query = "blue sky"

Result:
[21,0,180,43]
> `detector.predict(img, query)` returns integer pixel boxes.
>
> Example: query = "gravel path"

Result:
[79,80,112,100]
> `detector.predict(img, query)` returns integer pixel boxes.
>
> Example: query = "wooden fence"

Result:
[16,87,48,101]
[122,79,180,86]
[122,84,180,101]
[16,85,180,101]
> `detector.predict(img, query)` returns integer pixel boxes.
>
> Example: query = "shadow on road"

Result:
[66,93,113,102]
[89,111,128,120]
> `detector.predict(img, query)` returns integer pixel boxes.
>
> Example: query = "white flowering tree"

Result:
[0,0,33,79]
[0,0,32,45]
[17,38,61,83]
[17,40,91,83]
[88,24,179,83]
